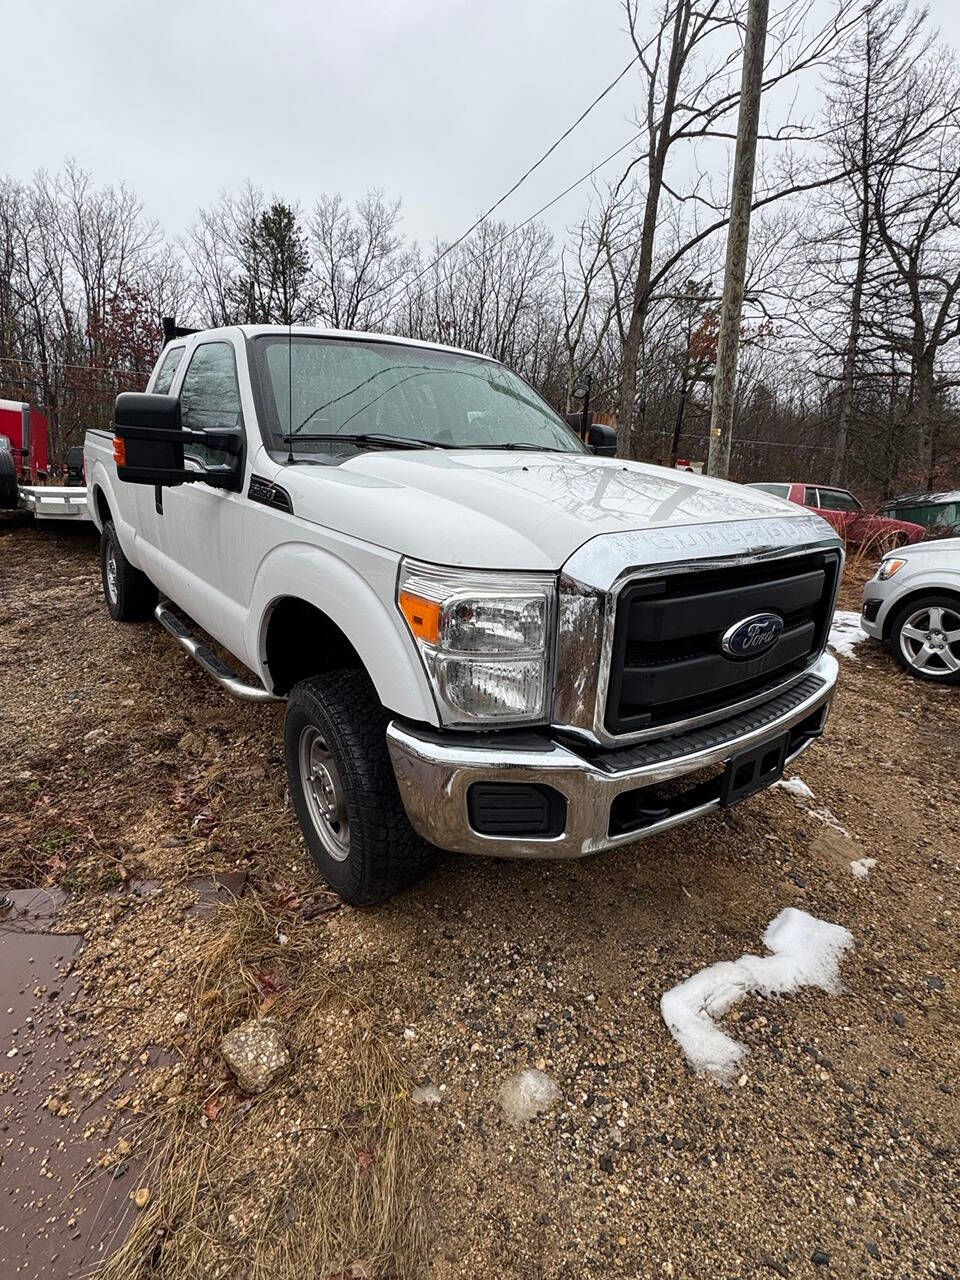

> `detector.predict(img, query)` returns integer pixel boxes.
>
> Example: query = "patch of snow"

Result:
[774,774,850,834]
[499,1068,560,1124]
[806,804,851,836]
[850,857,877,880]
[773,775,815,800]
[660,907,854,1083]
[829,610,868,659]
[410,1083,442,1106]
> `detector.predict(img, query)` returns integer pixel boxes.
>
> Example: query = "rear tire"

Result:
[284,670,436,905]
[0,449,18,510]
[888,593,960,685]
[100,520,158,622]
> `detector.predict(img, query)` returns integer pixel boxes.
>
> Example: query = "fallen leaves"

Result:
[203,1094,224,1122]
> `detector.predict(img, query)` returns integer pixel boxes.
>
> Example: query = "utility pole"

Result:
[706,0,769,478]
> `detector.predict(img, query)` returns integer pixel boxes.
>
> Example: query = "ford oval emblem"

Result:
[721,612,784,658]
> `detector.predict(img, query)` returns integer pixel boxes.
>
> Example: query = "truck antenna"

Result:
[285,321,294,466]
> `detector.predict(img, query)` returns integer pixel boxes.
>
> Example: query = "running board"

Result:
[154,601,280,703]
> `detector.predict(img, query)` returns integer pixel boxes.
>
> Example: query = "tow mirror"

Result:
[587,422,617,457]
[113,392,241,488]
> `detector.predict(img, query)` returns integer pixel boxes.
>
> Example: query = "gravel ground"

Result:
[1,516,958,1280]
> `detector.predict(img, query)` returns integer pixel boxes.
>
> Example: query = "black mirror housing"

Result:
[587,422,617,457]
[114,392,241,488]
[115,391,182,434]
[115,392,188,485]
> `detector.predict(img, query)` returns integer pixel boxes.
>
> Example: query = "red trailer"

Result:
[0,398,89,520]
[0,398,49,482]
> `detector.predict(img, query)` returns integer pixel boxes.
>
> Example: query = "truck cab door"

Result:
[148,340,252,658]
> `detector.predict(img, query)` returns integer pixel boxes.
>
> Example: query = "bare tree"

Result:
[612,0,860,457]
[868,48,960,489]
[813,4,934,482]
[559,191,631,411]
[47,161,158,364]
[401,219,558,382]
[309,190,414,331]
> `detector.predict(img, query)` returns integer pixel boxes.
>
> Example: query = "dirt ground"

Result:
[1,515,958,1280]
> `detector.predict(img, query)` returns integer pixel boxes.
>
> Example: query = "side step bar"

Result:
[154,601,281,703]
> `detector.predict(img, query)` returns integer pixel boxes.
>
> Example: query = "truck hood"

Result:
[275,449,821,570]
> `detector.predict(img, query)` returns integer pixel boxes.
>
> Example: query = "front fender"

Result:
[246,541,440,725]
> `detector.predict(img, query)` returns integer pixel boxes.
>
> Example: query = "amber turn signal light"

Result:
[399,592,440,644]
[113,437,126,466]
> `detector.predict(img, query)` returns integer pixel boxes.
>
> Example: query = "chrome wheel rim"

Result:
[298,726,350,861]
[105,543,118,603]
[899,604,960,676]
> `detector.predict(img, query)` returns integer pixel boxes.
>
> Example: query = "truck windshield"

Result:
[252,335,585,455]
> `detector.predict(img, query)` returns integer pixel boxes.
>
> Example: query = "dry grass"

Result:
[99,891,434,1280]
[845,525,912,573]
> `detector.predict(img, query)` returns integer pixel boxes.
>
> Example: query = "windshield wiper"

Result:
[453,441,565,452]
[281,432,444,451]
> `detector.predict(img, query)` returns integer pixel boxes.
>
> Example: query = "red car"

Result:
[748,483,926,546]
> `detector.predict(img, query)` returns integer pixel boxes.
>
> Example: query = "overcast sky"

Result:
[3,0,959,251]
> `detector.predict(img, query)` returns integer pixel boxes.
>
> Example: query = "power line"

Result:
[0,354,147,377]
[465,131,645,263]
[456,56,638,240]
[382,58,640,313]
[387,128,645,315]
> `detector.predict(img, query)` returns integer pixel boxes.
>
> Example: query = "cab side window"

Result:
[152,345,184,395]
[803,487,820,507]
[179,342,243,469]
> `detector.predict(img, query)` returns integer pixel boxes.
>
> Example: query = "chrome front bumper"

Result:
[387,651,838,860]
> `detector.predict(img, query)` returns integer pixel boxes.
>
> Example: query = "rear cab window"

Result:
[751,483,791,499]
[152,345,185,395]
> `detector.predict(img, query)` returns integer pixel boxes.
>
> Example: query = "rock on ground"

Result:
[220,1018,289,1093]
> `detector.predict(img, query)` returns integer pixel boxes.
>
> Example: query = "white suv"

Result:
[862,538,960,683]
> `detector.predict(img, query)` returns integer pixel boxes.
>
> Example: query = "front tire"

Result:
[284,670,436,905]
[889,594,960,685]
[100,520,158,621]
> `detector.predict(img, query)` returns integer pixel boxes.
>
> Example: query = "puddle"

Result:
[0,917,146,1276]
[0,888,70,932]
[185,869,249,918]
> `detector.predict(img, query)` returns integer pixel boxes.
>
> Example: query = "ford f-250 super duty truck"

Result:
[85,325,843,904]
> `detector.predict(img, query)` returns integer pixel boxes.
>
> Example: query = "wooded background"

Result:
[2,0,958,500]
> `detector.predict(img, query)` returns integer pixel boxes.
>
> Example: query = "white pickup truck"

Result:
[85,325,843,904]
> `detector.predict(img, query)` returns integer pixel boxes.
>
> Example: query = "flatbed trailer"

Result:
[18,484,90,522]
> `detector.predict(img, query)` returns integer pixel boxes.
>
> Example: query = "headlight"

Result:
[398,560,555,723]
[877,557,906,580]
